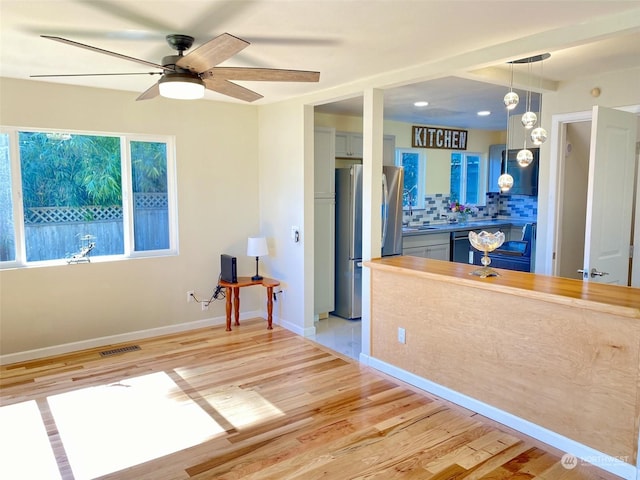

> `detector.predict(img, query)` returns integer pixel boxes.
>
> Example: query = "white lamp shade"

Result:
[158,74,205,100]
[247,237,269,257]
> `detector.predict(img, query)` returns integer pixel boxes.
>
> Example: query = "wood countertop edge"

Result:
[364,258,640,319]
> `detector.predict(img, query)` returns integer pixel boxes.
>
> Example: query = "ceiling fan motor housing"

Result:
[162,55,193,73]
[165,34,194,53]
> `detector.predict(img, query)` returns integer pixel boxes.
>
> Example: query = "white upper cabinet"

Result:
[314,127,336,194]
[335,131,396,164]
[383,134,396,166]
[335,131,363,158]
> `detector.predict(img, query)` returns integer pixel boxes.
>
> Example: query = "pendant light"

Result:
[503,63,519,110]
[520,60,537,130]
[498,169,514,192]
[516,59,534,166]
[498,105,514,192]
[530,55,549,146]
[511,53,550,165]
[517,143,533,167]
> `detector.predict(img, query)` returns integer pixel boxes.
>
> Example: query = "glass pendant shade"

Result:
[531,126,548,145]
[521,111,537,129]
[503,91,519,110]
[517,148,533,166]
[498,173,514,192]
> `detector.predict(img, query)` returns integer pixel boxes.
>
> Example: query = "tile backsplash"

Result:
[403,193,537,225]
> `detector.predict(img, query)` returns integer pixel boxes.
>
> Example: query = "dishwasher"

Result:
[451,230,473,264]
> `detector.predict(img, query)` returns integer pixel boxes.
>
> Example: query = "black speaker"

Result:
[220,254,237,283]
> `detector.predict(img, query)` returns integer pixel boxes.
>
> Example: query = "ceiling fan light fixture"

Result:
[158,73,205,100]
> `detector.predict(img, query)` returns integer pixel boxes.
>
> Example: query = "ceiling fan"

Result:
[32,33,320,102]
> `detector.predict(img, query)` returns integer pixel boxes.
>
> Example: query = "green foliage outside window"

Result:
[19,133,122,208]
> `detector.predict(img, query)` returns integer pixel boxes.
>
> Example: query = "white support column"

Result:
[360,88,385,360]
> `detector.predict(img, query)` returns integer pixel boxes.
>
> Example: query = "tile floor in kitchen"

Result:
[308,314,362,360]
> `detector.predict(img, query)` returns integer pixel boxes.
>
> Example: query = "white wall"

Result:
[257,100,314,335]
[536,66,640,274]
[0,78,263,359]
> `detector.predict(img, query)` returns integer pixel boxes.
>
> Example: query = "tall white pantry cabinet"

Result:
[314,129,397,317]
[314,127,336,317]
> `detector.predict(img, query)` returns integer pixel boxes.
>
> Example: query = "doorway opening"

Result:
[549,106,640,287]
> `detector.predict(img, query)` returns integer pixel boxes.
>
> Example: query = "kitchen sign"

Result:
[412,126,468,150]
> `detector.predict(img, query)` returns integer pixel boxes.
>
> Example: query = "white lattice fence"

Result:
[134,193,167,209]
[24,194,167,224]
[24,206,122,224]
[22,194,169,260]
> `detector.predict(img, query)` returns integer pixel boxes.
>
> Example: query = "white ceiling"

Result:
[1,1,639,130]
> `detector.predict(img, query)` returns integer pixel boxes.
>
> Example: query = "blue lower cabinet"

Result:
[472,250,531,272]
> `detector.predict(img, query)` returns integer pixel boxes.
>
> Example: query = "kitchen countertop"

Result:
[402,219,533,236]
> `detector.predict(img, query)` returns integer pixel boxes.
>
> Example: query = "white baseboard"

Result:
[363,354,637,480]
[1,310,262,365]
[269,311,316,337]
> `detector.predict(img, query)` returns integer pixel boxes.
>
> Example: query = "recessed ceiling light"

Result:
[477,110,491,116]
[414,101,429,107]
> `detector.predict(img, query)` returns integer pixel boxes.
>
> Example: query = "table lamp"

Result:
[247,236,268,281]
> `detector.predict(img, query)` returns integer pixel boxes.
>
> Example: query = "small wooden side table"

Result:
[218,276,280,331]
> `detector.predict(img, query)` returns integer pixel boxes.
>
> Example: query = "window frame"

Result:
[395,147,426,211]
[450,151,487,207]
[0,126,178,269]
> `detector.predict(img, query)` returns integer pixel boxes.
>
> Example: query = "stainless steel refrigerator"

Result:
[333,165,404,319]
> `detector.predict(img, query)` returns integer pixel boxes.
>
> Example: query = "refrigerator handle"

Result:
[381,173,389,247]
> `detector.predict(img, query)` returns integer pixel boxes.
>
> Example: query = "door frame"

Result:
[545,105,640,282]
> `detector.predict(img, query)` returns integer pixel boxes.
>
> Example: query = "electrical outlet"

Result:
[398,327,406,344]
[273,289,285,302]
[187,290,194,303]
[201,301,209,311]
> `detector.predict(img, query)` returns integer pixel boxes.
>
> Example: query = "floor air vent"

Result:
[99,345,141,357]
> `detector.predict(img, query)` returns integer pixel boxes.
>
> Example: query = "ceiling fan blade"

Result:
[31,72,161,78]
[203,78,263,102]
[206,67,320,82]
[136,82,160,101]
[41,35,172,71]
[176,33,249,73]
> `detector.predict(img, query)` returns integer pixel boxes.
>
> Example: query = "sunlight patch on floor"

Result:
[202,384,285,429]
[0,400,61,480]
[47,371,224,480]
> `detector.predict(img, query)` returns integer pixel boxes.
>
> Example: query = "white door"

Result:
[581,106,637,284]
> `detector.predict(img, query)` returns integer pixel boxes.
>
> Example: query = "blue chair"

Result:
[473,223,535,272]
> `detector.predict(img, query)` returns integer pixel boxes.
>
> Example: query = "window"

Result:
[450,152,485,206]
[0,133,16,262]
[395,148,426,210]
[0,128,177,268]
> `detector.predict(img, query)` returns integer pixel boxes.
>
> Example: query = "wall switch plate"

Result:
[398,327,406,344]
[187,291,194,303]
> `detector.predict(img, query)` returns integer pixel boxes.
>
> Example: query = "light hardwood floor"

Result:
[0,318,621,479]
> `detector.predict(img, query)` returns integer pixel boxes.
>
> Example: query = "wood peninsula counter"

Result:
[365,256,640,475]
